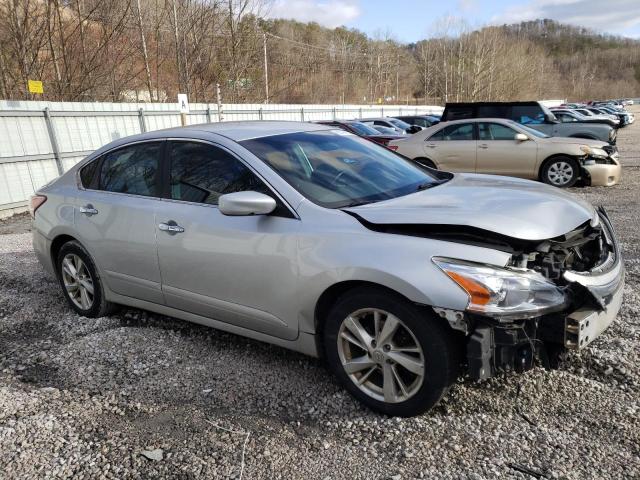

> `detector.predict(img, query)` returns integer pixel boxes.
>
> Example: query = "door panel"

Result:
[424,123,477,172]
[156,202,299,340]
[156,140,299,340]
[475,123,539,178]
[75,191,164,304]
[74,141,164,304]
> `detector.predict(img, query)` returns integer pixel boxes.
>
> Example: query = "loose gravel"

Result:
[1,112,639,479]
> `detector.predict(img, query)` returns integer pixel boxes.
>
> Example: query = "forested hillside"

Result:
[0,0,638,104]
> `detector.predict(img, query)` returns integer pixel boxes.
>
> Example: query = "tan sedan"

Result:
[388,118,621,187]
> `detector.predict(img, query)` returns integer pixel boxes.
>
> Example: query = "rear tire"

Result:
[56,241,117,317]
[541,157,579,188]
[323,287,459,417]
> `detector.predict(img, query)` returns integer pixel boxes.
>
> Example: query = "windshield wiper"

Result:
[340,200,372,208]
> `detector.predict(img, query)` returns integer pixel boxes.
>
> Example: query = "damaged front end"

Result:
[433,207,624,380]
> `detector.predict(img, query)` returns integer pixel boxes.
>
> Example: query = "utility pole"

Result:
[263,32,269,104]
[216,83,223,122]
[396,54,399,102]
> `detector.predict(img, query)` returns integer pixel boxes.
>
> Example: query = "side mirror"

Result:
[514,133,529,142]
[407,125,422,134]
[218,191,276,216]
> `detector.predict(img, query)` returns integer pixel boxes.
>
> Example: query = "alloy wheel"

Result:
[547,161,574,186]
[61,253,95,310]
[337,308,425,403]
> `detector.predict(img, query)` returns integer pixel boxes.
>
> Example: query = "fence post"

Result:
[43,108,64,175]
[259,107,263,120]
[332,107,336,120]
[206,107,212,123]
[358,107,362,119]
[138,108,146,133]
[381,106,384,117]
[300,107,304,122]
[399,107,403,115]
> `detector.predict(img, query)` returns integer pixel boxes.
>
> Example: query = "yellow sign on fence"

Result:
[28,80,44,94]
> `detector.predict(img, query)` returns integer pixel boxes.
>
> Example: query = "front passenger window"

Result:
[478,123,518,140]
[169,141,270,205]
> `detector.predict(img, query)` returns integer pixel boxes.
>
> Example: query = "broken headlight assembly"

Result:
[433,258,567,320]
[580,145,608,158]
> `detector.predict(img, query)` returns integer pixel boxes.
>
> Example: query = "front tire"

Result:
[323,287,459,417]
[56,240,116,317]
[541,157,579,188]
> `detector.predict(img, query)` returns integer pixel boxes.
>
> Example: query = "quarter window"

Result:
[99,142,161,196]
[79,158,100,188]
[478,123,518,141]
[168,141,269,205]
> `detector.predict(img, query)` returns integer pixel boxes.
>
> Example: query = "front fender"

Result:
[295,229,511,334]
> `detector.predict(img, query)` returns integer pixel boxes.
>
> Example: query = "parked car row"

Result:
[557,100,635,127]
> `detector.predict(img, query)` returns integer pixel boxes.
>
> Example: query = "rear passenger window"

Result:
[169,141,270,205]
[510,106,545,125]
[445,107,474,120]
[99,142,161,196]
[439,123,475,140]
[478,106,509,118]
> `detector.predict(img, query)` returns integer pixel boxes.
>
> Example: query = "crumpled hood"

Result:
[345,173,597,241]
[544,136,608,148]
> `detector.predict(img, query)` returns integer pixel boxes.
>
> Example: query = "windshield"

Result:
[516,123,550,138]
[347,122,381,136]
[241,130,444,209]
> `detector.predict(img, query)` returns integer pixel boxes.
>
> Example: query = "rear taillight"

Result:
[387,145,398,151]
[29,195,47,218]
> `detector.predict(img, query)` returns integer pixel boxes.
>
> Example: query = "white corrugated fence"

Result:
[0,100,445,217]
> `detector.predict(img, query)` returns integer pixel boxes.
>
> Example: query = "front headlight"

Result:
[433,258,566,319]
[580,145,607,158]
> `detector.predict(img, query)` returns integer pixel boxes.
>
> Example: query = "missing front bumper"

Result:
[565,281,624,349]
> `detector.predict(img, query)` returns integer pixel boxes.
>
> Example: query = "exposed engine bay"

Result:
[510,220,610,282]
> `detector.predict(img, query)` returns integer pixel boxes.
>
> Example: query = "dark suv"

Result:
[441,101,616,144]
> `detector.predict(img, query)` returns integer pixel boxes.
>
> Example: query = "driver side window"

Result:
[478,123,517,140]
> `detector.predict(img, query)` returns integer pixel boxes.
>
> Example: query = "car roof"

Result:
[147,120,331,142]
[444,101,540,107]
[431,117,519,126]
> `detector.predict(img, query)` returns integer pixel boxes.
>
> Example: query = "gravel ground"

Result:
[1,113,639,480]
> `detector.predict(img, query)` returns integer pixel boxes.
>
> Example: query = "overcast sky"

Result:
[265,0,640,42]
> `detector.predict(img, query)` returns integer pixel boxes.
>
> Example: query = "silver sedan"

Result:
[31,121,624,416]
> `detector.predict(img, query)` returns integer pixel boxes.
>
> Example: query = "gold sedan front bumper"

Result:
[583,161,622,186]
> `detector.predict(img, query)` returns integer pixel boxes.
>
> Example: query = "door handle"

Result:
[79,205,98,216]
[158,222,185,234]
[426,143,437,148]
[478,144,489,149]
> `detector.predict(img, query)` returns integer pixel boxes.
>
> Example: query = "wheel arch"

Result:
[567,133,598,140]
[313,280,433,356]
[50,234,79,275]
[538,153,581,181]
